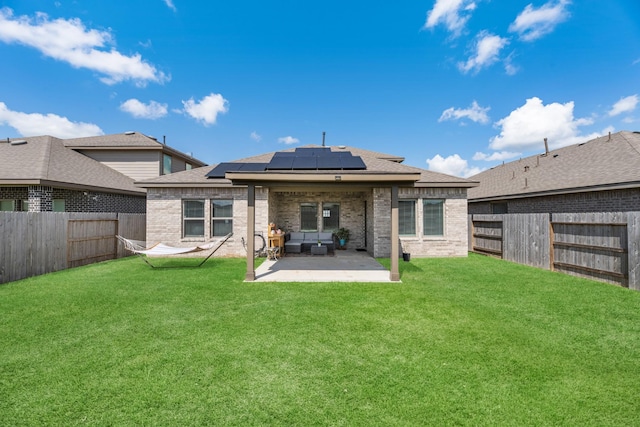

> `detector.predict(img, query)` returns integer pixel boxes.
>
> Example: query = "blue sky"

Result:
[0,0,638,177]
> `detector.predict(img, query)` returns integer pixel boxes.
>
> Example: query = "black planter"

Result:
[402,252,411,262]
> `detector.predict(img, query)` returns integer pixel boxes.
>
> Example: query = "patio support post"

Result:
[245,184,256,281]
[390,185,400,281]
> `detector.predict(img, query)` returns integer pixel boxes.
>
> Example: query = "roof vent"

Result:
[543,137,549,156]
[337,145,346,149]
[124,131,135,135]
[10,139,27,146]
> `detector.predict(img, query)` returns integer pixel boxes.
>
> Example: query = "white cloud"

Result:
[182,93,229,126]
[0,101,103,138]
[458,31,509,74]
[439,100,490,124]
[250,131,262,142]
[509,0,571,42]
[120,99,168,119]
[424,0,477,36]
[489,97,605,152]
[0,7,168,86]
[504,52,519,75]
[163,0,177,12]
[473,151,521,162]
[608,94,639,117]
[426,154,483,178]
[278,136,299,145]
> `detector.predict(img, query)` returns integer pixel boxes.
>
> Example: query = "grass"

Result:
[1,254,639,426]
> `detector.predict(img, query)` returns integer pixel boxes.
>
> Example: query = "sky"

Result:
[0,0,638,177]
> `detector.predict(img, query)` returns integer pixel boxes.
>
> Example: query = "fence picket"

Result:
[470,212,639,289]
[0,212,145,284]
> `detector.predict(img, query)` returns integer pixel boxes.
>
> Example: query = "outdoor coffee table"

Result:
[310,244,328,255]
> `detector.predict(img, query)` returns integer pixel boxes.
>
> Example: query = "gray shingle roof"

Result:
[138,144,476,187]
[65,131,207,167]
[468,131,640,201]
[0,136,144,194]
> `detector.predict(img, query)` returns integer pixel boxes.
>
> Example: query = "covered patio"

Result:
[253,249,393,282]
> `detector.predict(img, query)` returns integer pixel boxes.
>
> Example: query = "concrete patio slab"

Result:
[252,250,396,282]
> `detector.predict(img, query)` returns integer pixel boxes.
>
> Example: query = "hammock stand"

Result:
[116,233,233,268]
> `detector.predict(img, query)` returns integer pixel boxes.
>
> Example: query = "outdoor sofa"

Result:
[284,232,335,253]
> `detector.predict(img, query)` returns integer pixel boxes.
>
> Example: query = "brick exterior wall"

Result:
[28,186,53,211]
[270,191,368,249]
[469,188,640,215]
[387,187,468,258]
[146,187,269,257]
[0,186,146,213]
[146,185,470,259]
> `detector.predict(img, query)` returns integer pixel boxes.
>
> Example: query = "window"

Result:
[0,200,15,211]
[322,202,340,232]
[185,163,192,171]
[163,154,172,175]
[21,200,29,212]
[399,200,416,236]
[423,199,444,236]
[212,199,233,237]
[53,200,65,212]
[300,202,318,231]
[183,200,205,237]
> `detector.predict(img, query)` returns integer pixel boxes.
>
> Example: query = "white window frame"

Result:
[183,199,205,238]
[211,199,233,237]
[423,199,444,237]
[399,200,417,236]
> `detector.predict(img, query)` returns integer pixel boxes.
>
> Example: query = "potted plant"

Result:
[335,227,350,248]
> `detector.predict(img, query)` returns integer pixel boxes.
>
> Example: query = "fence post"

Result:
[549,214,555,271]
[628,212,640,290]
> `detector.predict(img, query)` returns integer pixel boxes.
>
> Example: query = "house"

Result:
[64,132,206,181]
[468,131,640,214]
[0,132,206,213]
[137,145,478,281]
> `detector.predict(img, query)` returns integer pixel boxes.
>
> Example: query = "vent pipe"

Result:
[544,137,549,156]
[608,131,611,141]
[322,131,326,147]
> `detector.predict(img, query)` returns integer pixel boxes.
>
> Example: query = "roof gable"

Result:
[64,131,207,167]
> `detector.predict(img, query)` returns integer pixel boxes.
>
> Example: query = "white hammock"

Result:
[117,233,232,267]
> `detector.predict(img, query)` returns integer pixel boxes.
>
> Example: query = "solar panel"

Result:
[206,162,244,178]
[238,163,268,172]
[317,155,342,169]
[295,147,330,156]
[292,156,317,169]
[340,155,366,170]
[267,153,295,169]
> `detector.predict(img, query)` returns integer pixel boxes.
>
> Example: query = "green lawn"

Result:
[1,254,639,426]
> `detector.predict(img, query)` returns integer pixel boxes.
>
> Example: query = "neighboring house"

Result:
[468,131,640,214]
[138,145,478,281]
[0,132,206,213]
[65,132,206,181]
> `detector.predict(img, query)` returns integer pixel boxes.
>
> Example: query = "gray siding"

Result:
[79,149,161,181]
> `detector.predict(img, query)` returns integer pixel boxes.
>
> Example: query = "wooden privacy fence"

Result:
[469,212,640,290]
[0,212,146,284]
